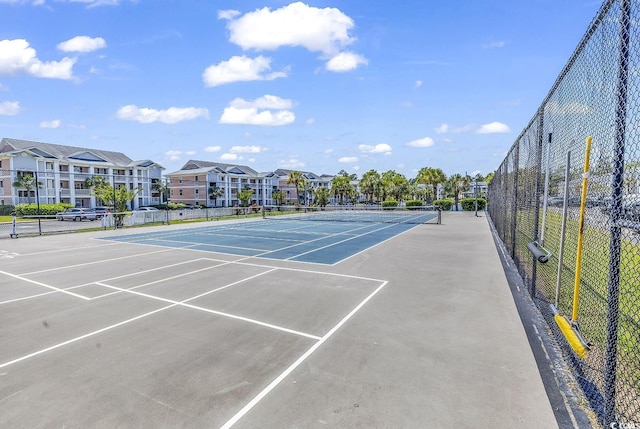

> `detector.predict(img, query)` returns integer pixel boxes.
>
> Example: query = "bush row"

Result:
[14,203,73,216]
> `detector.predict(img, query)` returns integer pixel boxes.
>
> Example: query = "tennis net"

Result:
[262,205,441,224]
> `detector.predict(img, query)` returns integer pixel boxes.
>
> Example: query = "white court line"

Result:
[19,247,176,276]
[283,221,411,261]
[328,223,422,266]
[0,290,57,305]
[70,258,218,288]
[0,304,177,370]
[94,279,321,341]
[0,270,90,301]
[195,231,307,243]
[220,279,389,429]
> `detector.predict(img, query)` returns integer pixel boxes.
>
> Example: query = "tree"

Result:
[381,170,409,201]
[151,179,169,204]
[91,183,139,227]
[331,175,354,204]
[238,188,254,213]
[445,173,469,211]
[272,189,285,206]
[415,167,446,202]
[12,173,42,204]
[360,170,381,203]
[314,186,331,207]
[208,185,224,207]
[286,170,307,204]
[337,169,358,181]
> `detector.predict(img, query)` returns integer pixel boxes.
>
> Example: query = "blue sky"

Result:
[0,0,602,178]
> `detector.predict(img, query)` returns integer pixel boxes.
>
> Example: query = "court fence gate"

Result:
[488,0,640,426]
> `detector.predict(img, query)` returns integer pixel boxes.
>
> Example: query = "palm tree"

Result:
[416,167,446,202]
[445,173,469,211]
[238,188,254,213]
[151,179,169,204]
[208,185,224,207]
[272,189,285,206]
[314,186,331,207]
[331,175,353,204]
[286,170,306,204]
[12,173,42,204]
[360,169,381,203]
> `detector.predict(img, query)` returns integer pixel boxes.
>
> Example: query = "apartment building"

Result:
[0,138,164,209]
[165,160,276,207]
[273,169,334,204]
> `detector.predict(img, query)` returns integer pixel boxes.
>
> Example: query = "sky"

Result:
[0,0,604,178]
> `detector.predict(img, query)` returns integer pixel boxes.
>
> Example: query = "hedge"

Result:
[15,203,73,216]
[382,200,398,208]
[460,198,487,211]
[405,200,423,207]
[433,199,453,211]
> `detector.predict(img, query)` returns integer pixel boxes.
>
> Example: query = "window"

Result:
[195,188,199,195]
[179,190,183,196]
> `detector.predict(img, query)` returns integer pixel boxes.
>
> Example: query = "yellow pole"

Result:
[572,136,592,322]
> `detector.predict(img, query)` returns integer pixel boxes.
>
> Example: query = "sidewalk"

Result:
[236,211,585,428]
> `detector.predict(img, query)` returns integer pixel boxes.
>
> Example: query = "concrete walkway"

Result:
[235,211,569,428]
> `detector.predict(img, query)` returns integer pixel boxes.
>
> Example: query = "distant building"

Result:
[0,138,164,208]
[273,169,334,204]
[165,160,277,207]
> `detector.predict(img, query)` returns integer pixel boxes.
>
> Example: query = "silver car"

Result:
[56,208,97,221]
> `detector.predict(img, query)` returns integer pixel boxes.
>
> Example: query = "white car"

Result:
[136,207,160,212]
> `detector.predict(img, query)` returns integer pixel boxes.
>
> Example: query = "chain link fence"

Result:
[489,0,639,426]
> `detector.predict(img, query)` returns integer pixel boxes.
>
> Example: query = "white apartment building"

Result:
[0,138,164,209]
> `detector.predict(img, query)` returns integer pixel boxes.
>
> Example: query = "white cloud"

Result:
[278,158,305,168]
[230,145,264,154]
[204,145,221,152]
[164,150,183,161]
[0,101,20,115]
[476,121,510,134]
[220,153,240,161]
[435,123,449,134]
[57,36,106,53]
[546,100,592,115]
[358,143,392,155]
[306,118,315,125]
[325,51,368,72]
[338,156,358,163]
[40,119,61,128]
[483,40,507,49]
[116,105,209,124]
[0,39,76,79]
[406,137,434,148]
[220,2,366,72]
[415,80,423,88]
[202,55,287,87]
[219,95,295,126]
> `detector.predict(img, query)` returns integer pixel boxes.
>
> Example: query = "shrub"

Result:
[15,203,73,217]
[382,200,398,208]
[433,199,453,211]
[461,198,487,211]
[0,205,15,216]
[405,200,423,208]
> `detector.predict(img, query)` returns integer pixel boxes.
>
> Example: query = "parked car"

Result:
[92,207,112,219]
[623,194,640,221]
[136,207,160,212]
[56,208,97,221]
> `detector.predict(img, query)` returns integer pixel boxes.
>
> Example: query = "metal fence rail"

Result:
[488,0,639,426]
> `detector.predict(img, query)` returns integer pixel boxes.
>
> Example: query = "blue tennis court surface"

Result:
[99,218,425,264]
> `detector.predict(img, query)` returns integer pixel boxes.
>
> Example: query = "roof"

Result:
[0,138,162,169]
[165,160,259,176]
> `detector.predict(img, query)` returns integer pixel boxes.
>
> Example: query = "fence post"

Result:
[530,111,545,297]
[510,143,520,259]
[604,0,631,425]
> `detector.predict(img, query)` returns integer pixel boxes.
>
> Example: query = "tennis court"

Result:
[0,212,565,428]
[98,211,435,264]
